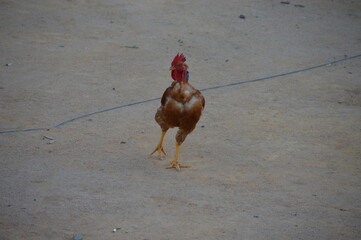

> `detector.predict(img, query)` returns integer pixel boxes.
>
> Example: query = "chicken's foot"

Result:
[150,131,167,160]
[166,143,189,171]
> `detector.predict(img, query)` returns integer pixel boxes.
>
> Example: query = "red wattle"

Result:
[171,70,182,81]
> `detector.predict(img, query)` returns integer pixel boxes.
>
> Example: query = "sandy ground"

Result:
[1,0,361,239]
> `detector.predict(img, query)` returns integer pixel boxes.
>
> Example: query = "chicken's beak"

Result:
[169,66,176,71]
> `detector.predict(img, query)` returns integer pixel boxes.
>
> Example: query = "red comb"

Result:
[171,53,186,66]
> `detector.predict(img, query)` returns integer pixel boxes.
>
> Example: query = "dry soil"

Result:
[1,0,361,240]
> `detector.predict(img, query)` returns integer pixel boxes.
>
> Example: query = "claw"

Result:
[150,131,167,160]
[166,160,190,171]
[165,142,189,171]
[150,145,167,160]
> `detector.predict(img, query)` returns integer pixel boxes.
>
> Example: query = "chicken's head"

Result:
[170,53,189,83]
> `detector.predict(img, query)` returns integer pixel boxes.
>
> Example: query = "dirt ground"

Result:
[1,0,361,239]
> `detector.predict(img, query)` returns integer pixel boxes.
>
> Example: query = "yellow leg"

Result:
[166,143,190,171]
[150,131,167,159]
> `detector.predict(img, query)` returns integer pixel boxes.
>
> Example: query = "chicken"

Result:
[150,54,205,170]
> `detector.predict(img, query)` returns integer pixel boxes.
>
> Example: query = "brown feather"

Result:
[155,81,205,144]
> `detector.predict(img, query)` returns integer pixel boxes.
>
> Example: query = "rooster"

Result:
[150,54,205,170]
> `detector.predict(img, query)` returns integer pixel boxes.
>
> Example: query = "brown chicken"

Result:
[150,54,205,170]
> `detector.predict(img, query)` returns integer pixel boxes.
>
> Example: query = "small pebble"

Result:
[124,45,139,49]
[73,235,83,240]
[239,15,246,19]
[112,227,121,232]
[43,136,54,140]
